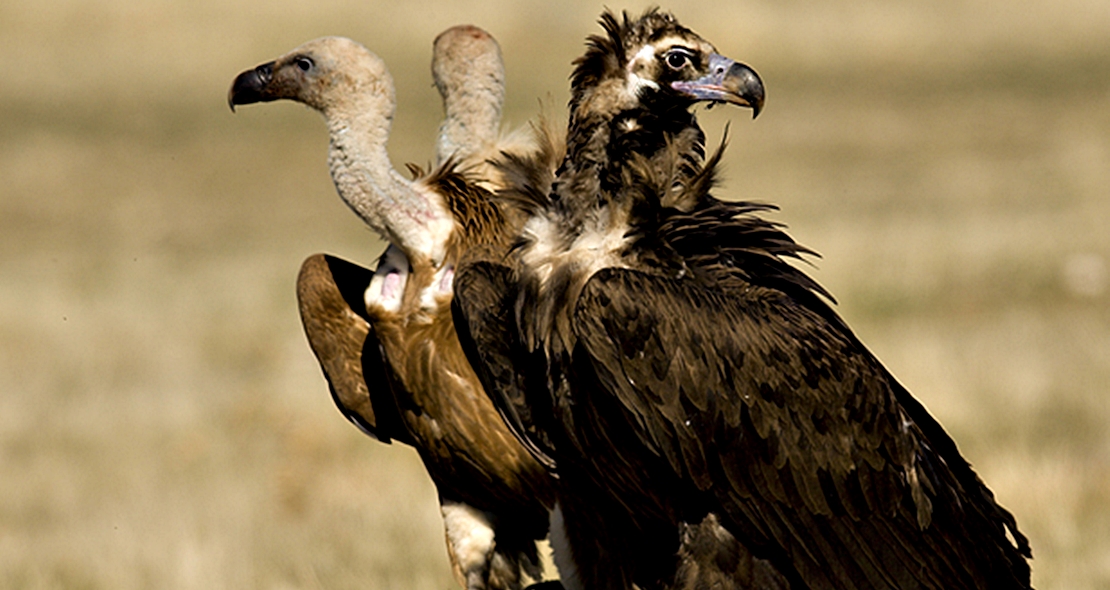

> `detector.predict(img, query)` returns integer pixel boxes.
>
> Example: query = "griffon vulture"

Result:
[229,32,556,590]
[453,10,1032,589]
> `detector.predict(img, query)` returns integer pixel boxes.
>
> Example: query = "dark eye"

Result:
[294,56,314,72]
[664,50,692,70]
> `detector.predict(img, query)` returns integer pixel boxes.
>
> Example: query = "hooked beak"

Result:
[671,53,765,118]
[228,62,276,112]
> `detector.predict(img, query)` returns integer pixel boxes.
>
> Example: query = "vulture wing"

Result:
[296,254,413,445]
[571,267,1031,589]
[451,260,558,472]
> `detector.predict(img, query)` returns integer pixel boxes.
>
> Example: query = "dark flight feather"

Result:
[451,261,559,472]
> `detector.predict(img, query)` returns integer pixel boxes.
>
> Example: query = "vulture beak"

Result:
[672,53,765,118]
[228,62,276,112]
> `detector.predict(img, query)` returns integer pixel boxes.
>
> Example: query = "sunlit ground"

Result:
[1,0,1108,587]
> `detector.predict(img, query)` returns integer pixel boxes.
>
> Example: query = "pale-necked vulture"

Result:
[452,10,1032,589]
[229,32,556,590]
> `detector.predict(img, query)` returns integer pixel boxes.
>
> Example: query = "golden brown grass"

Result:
[1,0,1108,587]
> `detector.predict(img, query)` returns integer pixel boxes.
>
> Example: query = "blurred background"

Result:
[1,0,1108,587]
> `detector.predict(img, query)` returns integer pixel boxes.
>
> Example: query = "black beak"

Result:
[228,62,275,112]
[671,53,765,118]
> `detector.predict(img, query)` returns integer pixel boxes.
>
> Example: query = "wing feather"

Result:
[452,260,558,471]
[571,267,1031,588]
[296,254,412,445]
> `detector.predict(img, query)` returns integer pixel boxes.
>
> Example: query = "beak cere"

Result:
[228,62,276,111]
[671,53,765,118]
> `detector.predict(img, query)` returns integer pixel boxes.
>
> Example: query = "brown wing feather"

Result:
[572,267,1032,589]
[452,260,559,472]
[296,254,412,445]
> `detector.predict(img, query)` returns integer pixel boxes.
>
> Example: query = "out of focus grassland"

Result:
[1,0,1107,587]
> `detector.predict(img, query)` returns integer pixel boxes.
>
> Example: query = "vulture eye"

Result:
[294,56,314,72]
[664,49,693,71]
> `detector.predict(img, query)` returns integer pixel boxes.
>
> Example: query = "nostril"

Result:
[256,63,274,83]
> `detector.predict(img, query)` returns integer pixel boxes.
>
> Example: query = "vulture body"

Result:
[230,32,555,590]
[453,10,1032,590]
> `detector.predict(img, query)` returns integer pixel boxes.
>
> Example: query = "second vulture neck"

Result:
[323,88,453,266]
[434,62,503,166]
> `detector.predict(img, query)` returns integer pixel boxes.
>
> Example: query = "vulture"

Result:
[229,31,557,590]
[452,9,1033,590]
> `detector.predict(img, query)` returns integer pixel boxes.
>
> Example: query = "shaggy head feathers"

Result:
[570,9,717,119]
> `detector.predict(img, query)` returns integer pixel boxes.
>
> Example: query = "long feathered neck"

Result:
[323,91,452,265]
[542,10,706,233]
[543,91,706,244]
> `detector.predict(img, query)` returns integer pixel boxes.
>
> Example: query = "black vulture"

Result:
[453,10,1032,589]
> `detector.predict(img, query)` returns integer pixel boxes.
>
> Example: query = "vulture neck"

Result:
[435,70,503,166]
[553,100,703,227]
[518,101,705,351]
[324,98,452,266]
[431,25,505,166]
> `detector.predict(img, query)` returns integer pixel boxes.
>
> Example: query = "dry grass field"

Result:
[1,0,1108,587]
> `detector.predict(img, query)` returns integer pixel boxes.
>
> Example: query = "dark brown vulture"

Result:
[452,10,1033,590]
[229,32,556,590]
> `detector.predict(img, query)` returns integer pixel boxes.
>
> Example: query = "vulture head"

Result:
[570,9,764,120]
[229,37,455,266]
[228,36,393,119]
